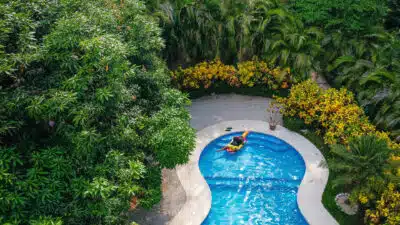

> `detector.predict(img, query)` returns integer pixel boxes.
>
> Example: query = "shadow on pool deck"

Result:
[128,169,186,225]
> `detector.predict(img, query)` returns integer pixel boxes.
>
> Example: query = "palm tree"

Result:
[326,28,397,88]
[264,21,323,80]
[329,135,392,187]
[327,31,400,137]
[251,0,294,57]
[156,1,218,65]
[362,81,400,137]
[218,0,256,63]
[155,0,294,64]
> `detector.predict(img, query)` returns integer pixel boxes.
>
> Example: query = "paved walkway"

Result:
[315,74,330,90]
[189,94,282,130]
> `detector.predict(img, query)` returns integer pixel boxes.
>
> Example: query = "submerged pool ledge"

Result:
[169,120,338,225]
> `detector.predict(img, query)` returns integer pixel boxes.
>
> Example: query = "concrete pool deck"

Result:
[170,120,338,225]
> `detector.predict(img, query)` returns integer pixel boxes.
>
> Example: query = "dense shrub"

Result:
[171,59,292,91]
[0,0,195,224]
[275,80,399,149]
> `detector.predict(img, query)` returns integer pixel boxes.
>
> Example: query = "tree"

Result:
[0,0,195,224]
[289,0,388,34]
[385,0,400,30]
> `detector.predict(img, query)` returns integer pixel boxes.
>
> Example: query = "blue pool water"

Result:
[199,132,308,225]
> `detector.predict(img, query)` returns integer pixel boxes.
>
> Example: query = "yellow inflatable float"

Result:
[218,131,250,153]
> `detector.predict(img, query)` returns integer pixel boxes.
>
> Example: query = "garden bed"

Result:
[283,116,364,225]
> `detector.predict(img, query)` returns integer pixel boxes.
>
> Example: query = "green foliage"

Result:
[265,24,323,78]
[289,0,388,33]
[385,0,400,29]
[30,217,63,225]
[282,116,308,131]
[286,0,399,136]
[0,0,195,224]
[147,96,196,168]
[329,136,392,188]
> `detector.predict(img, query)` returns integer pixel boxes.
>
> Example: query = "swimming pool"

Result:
[199,131,308,225]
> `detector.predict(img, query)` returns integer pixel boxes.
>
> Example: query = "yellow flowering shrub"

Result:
[276,80,400,223]
[359,193,369,204]
[349,176,387,207]
[236,60,291,89]
[171,59,237,89]
[171,59,292,90]
[365,183,400,225]
[275,80,400,149]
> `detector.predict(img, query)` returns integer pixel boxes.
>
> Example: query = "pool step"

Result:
[220,133,285,144]
[204,176,301,191]
[214,141,292,152]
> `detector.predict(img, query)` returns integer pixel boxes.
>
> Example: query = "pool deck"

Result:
[170,119,338,225]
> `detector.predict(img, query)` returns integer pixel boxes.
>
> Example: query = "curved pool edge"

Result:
[169,120,339,225]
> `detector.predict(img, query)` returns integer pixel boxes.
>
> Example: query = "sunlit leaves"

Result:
[96,88,114,104]
[150,117,195,168]
[1,0,194,224]
[84,177,116,200]
[30,217,63,225]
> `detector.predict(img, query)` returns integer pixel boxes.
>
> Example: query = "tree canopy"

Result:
[0,0,195,224]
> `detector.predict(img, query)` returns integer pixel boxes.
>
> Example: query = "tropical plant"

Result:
[265,22,323,79]
[366,85,400,137]
[155,0,218,64]
[153,0,319,75]
[326,31,400,136]
[328,135,392,187]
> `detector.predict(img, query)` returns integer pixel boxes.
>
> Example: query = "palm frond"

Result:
[359,69,395,85]
[328,55,355,71]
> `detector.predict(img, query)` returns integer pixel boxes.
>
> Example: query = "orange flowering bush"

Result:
[275,80,400,149]
[171,59,292,90]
